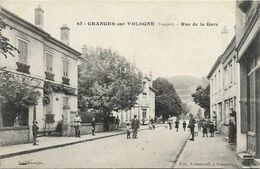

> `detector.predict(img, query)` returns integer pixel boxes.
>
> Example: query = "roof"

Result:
[0,5,82,58]
[207,35,236,79]
[207,55,223,79]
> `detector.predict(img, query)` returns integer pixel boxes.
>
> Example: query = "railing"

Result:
[62,76,70,85]
[45,71,55,81]
[16,62,30,74]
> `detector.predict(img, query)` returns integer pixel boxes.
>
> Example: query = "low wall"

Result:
[68,123,105,136]
[0,126,29,146]
[68,123,117,136]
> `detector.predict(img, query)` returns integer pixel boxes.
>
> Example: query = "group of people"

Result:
[74,113,96,138]
[187,114,216,141]
[167,115,181,131]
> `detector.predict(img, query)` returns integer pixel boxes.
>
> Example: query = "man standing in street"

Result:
[131,115,140,139]
[32,120,39,145]
[74,113,82,138]
[188,113,195,141]
[115,116,120,130]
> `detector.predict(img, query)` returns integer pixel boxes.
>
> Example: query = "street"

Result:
[0,127,189,168]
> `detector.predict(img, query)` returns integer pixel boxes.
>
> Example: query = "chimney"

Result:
[34,5,44,29]
[220,26,228,52]
[149,71,153,81]
[60,24,70,46]
[82,45,88,55]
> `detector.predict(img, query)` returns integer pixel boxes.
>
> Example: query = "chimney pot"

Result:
[220,25,229,52]
[34,5,44,29]
[60,24,70,46]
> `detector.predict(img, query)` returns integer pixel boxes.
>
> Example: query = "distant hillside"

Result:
[167,76,201,90]
[167,75,209,115]
[167,75,209,102]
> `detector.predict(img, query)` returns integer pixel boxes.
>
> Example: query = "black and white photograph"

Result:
[0,0,259,168]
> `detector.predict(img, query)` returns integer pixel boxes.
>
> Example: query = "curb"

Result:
[171,134,190,168]
[0,125,159,159]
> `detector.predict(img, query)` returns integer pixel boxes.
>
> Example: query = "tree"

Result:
[0,18,19,58]
[152,77,185,120]
[191,84,210,118]
[0,72,41,126]
[78,47,143,118]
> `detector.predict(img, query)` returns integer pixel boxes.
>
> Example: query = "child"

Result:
[194,122,198,136]
[175,120,180,132]
[126,123,131,139]
[202,121,208,137]
[209,121,215,137]
[32,120,39,145]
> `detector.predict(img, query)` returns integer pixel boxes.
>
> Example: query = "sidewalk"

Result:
[0,125,152,159]
[174,133,242,168]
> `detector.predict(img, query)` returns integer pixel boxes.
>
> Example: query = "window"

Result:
[229,61,233,84]
[17,39,28,64]
[142,93,147,98]
[46,53,53,72]
[63,60,69,77]
[142,109,147,119]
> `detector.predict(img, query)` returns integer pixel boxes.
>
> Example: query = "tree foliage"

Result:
[78,47,143,117]
[0,72,41,126]
[0,18,19,58]
[191,84,210,118]
[152,77,185,119]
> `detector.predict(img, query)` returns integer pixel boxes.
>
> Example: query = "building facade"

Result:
[114,73,156,125]
[236,0,260,158]
[208,36,238,136]
[0,5,81,145]
[208,0,260,162]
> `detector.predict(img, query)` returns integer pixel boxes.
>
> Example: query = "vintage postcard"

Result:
[0,0,259,168]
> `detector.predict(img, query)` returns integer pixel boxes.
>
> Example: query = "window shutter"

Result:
[18,40,28,64]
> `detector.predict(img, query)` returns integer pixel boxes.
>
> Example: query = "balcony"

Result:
[62,76,70,85]
[45,71,55,81]
[16,62,30,74]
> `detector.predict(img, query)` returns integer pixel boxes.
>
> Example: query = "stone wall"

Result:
[0,126,29,146]
[68,123,116,136]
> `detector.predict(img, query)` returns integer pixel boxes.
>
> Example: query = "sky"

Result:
[1,0,236,79]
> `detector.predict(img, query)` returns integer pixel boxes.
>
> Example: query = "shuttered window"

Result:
[18,39,28,64]
[63,60,69,77]
[46,53,53,72]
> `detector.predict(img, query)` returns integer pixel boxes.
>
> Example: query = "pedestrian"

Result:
[212,111,217,131]
[188,114,195,141]
[151,118,155,129]
[32,120,39,146]
[182,121,187,131]
[202,120,208,137]
[149,119,153,130]
[228,109,236,143]
[74,113,82,137]
[91,117,96,136]
[175,119,180,132]
[209,121,215,137]
[126,122,131,139]
[198,120,202,132]
[194,122,198,136]
[115,116,120,129]
[131,115,140,139]
[168,115,173,130]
